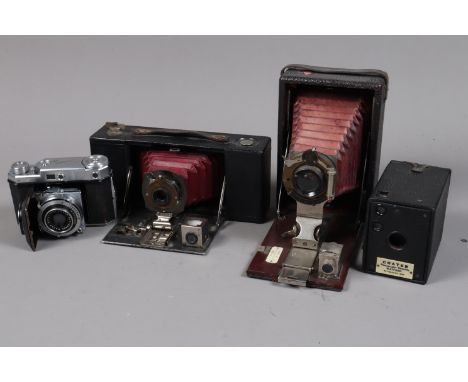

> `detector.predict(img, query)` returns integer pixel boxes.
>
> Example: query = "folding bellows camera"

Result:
[90,122,271,254]
[247,65,389,291]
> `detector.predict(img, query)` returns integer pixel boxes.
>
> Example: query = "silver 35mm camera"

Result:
[8,155,116,251]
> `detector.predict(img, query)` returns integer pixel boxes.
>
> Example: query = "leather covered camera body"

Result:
[90,122,271,254]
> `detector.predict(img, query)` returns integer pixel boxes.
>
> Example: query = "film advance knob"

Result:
[10,161,30,175]
[83,155,108,170]
[239,137,255,146]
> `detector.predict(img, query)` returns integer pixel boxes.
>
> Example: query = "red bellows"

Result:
[140,151,216,206]
[290,92,366,197]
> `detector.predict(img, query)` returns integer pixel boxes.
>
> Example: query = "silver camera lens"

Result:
[37,198,83,238]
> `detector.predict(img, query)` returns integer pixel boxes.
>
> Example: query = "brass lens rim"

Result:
[142,170,187,214]
[283,149,336,205]
[292,164,325,199]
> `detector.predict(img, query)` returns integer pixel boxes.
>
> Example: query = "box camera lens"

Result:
[387,231,406,251]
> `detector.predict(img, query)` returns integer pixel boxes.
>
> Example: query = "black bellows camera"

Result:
[8,156,116,251]
[89,122,271,254]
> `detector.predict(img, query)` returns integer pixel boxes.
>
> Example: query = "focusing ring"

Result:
[37,199,83,238]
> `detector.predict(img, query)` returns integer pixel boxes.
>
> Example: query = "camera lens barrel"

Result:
[152,189,170,206]
[293,165,325,198]
[37,198,84,238]
[142,171,187,214]
[282,150,336,205]
[44,208,74,233]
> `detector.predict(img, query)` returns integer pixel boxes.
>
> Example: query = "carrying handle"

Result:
[105,122,228,143]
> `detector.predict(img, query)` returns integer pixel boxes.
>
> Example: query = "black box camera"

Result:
[364,160,451,284]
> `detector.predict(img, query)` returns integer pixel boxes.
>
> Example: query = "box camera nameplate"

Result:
[375,257,414,280]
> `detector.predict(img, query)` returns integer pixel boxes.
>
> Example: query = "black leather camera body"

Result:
[8,156,116,251]
[364,160,451,284]
[89,122,271,254]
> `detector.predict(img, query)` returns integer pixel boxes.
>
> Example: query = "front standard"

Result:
[247,65,389,291]
[8,155,116,251]
[90,122,271,255]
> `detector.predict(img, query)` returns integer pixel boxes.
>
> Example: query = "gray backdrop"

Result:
[0,36,466,346]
